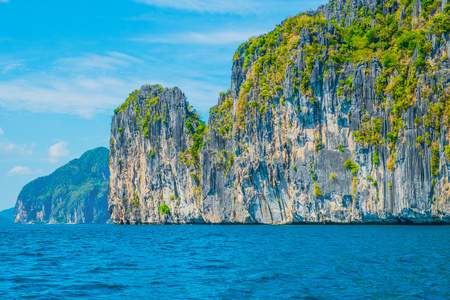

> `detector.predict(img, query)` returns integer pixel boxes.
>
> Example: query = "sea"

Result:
[0,224,449,299]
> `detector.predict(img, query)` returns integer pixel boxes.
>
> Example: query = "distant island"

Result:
[14,147,110,224]
[108,0,450,224]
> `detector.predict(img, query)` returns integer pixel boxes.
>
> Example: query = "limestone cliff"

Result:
[109,0,450,224]
[109,86,206,224]
[15,147,110,224]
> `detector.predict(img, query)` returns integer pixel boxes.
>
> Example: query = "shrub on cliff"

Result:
[158,204,170,215]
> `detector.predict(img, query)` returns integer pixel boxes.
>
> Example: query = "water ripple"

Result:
[0,224,449,299]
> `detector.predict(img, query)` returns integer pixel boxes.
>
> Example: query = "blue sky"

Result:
[0,0,328,210]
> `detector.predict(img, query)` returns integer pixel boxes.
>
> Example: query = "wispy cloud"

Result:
[0,49,230,118]
[54,52,142,72]
[0,128,35,159]
[0,0,10,3]
[0,75,141,117]
[131,30,264,45]
[0,60,26,74]
[7,166,32,176]
[0,140,35,156]
[132,0,322,15]
[0,52,150,117]
[47,141,69,163]
[7,166,43,176]
[132,0,258,14]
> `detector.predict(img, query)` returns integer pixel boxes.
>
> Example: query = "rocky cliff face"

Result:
[15,147,110,224]
[109,86,206,224]
[109,0,450,224]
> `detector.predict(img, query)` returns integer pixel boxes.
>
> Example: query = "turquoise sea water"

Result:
[0,224,449,299]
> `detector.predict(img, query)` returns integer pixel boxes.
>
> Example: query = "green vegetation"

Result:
[190,172,199,182]
[329,173,337,180]
[259,105,267,115]
[111,3,450,208]
[54,215,67,223]
[233,13,329,128]
[15,147,110,224]
[229,0,449,178]
[352,176,358,198]
[315,135,323,151]
[132,194,139,208]
[373,150,380,165]
[179,105,207,170]
[314,182,322,197]
[117,90,140,113]
[431,141,440,176]
[210,91,233,138]
[217,150,235,177]
[445,145,450,160]
[343,158,359,174]
[353,118,383,147]
[158,204,170,215]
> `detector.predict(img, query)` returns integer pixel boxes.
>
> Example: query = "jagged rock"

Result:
[109,0,450,224]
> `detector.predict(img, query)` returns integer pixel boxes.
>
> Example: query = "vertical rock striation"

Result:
[109,86,206,224]
[109,0,450,224]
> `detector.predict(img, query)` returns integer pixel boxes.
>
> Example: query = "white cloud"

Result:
[132,0,258,14]
[7,166,43,176]
[0,128,3,135]
[7,166,32,176]
[0,0,9,3]
[131,30,264,45]
[47,141,69,163]
[0,140,34,156]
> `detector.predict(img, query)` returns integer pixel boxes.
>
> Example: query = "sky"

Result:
[0,0,328,211]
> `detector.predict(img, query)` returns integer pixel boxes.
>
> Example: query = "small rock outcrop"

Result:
[109,0,450,224]
[15,147,110,224]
